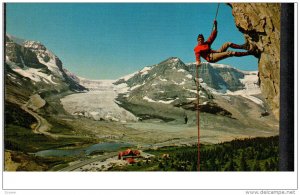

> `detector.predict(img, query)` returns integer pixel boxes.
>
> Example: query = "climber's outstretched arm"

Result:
[206,20,218,45]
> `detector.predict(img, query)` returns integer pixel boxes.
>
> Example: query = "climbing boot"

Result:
[248,44,260,58]
[241,42,250,50]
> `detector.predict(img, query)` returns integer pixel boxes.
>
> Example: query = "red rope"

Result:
[195,3,220,172]
[196,65,200,171]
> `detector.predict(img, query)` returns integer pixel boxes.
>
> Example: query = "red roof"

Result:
[126,158,135,164]
[118,149,140,159]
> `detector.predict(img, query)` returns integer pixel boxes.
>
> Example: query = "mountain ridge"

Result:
[5,34,86,94]
[5,34,273,127]
[112,57,265,123]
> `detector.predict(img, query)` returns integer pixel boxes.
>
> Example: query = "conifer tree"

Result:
[239,152,250,171]
[224,159,236,171]
[252,159,261,171]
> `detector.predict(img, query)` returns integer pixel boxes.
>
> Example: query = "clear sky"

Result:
[6,3,258,79]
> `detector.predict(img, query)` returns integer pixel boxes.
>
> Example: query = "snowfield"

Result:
[209,62,233,69]
[120,71,138,81]
[193,69,263,106]
[12,67,58,84]
[143,96,178,104]
[60,79,138,122]
[185,74,193,79]
[226,71,263,105]
[140,66,152,76]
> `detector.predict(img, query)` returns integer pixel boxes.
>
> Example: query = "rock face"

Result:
[229,3,280,119]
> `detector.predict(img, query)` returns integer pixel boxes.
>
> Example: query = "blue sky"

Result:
[6,3,258,79]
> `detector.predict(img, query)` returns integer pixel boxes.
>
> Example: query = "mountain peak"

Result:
[165,57,182,63]
[157,57,186,69]
[161,57,185,67]
[23,40,47,51]
[6,34,47,51]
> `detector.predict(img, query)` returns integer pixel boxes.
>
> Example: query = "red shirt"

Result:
[194,29,218,62]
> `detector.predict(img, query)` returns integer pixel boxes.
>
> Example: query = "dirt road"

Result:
[21,103,81,139]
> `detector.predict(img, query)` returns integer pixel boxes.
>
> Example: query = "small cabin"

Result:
[118,149,141,164]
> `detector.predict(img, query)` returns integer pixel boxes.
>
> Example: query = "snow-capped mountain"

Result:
[5,35,86,97]
[22,40,64,77]
[113,57,267,123]
[4,33,87,124]
[115,57,261,106]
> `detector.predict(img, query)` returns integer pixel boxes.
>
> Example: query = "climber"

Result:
[184,114,188,124]
[194,20,257,66]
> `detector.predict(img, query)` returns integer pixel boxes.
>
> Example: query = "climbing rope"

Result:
[196,65,201,171]
[211,3,220,33]
[197,3,221,172]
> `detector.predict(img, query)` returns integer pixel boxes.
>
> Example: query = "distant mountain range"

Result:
[5,34,273,129]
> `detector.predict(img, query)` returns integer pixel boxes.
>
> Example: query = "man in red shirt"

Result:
[194,20,257,66]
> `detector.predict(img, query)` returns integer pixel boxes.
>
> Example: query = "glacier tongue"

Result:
[239,71,261,95]
[60,78,138,122]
